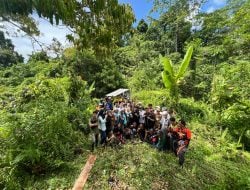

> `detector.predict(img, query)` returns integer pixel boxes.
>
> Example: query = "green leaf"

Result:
[176,46,193,79]
[162,71,172,89]
[221,128,228,141]
[159,54,174,77]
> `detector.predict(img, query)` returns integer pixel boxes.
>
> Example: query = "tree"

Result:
[151,0,203,54]
[0,31,23,67]
[63,48,126,97]
[161,46,193,104]
[137,19,148,33]
[28,51,49,62]
[210,61,250,149]
[223,0,250,59]
[46,38,64,59]
[195,9,229,46]
[0,0,135,54]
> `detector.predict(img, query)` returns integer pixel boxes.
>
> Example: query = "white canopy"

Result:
[105,88,129,97]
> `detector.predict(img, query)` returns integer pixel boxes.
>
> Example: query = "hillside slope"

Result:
[30,121,250,190]
[84,121,250,190]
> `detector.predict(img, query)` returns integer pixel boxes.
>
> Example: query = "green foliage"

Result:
[221,103,250,149]
[64,49,126,98]
[223,0,250,58]
[0,31,23,67]
[0,54,93,188]
[161,46,193,104]
[210,61,250,149]
[28,51,49,62]
[211,62,249,110]
[137,19,148,33]
[1,0,250,188]
[176,46,193,79]
[179,63,214,101]
[0,0,135,54]
[176,98,208,121]
[127,59,163,92]
[151,0,194,53]
[131,90,170,107]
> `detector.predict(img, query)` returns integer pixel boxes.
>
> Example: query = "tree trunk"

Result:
[175,23,178,52]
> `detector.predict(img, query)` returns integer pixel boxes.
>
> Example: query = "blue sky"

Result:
[8,0,226,60]
[119,0,154,22]
[119,0,226,21]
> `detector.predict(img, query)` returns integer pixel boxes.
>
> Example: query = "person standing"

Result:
[139,107,145,125]
[144,108,156,141]
[98,109,107,146]
[89,110,99,151]
[106,110,114,135]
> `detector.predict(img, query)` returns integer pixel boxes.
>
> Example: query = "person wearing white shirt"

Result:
[98,109,107,145]
[139,108,145,124]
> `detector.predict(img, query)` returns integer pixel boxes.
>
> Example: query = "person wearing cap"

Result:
[105,97,113,110]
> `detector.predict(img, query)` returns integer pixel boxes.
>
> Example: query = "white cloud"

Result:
[206,6,215,13]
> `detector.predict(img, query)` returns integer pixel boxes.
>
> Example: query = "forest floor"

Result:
[30,120,250,190]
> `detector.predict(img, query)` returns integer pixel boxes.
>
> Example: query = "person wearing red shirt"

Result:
[172,119,191,167]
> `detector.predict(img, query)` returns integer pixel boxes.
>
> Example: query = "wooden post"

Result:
[72,154,97,190]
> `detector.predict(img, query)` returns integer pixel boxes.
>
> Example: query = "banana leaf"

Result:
[160,54,174,77]
[176,46,193,79]
[162,71,174,89]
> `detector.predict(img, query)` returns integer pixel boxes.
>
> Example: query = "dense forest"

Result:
[0,0,249,189]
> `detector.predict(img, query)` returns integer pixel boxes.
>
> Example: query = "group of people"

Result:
[88,97,192,166]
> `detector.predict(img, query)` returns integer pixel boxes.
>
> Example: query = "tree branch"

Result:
[1,15,45,50]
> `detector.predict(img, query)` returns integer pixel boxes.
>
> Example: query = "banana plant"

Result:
[160,46,193,105]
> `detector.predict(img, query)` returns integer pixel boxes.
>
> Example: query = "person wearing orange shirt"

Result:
[172,119,191,166]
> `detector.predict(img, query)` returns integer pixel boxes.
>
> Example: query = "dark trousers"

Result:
[172,139,178,154]
[100,130,106,145]
[178,147,187,166]
[91,133,99,151]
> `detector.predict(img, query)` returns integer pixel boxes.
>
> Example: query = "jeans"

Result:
[100,130,106,145]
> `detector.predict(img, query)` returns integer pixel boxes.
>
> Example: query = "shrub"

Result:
[176,98,208,121]
[131,90,170,107]
[0,77,92,188]
[221,102,250,150]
